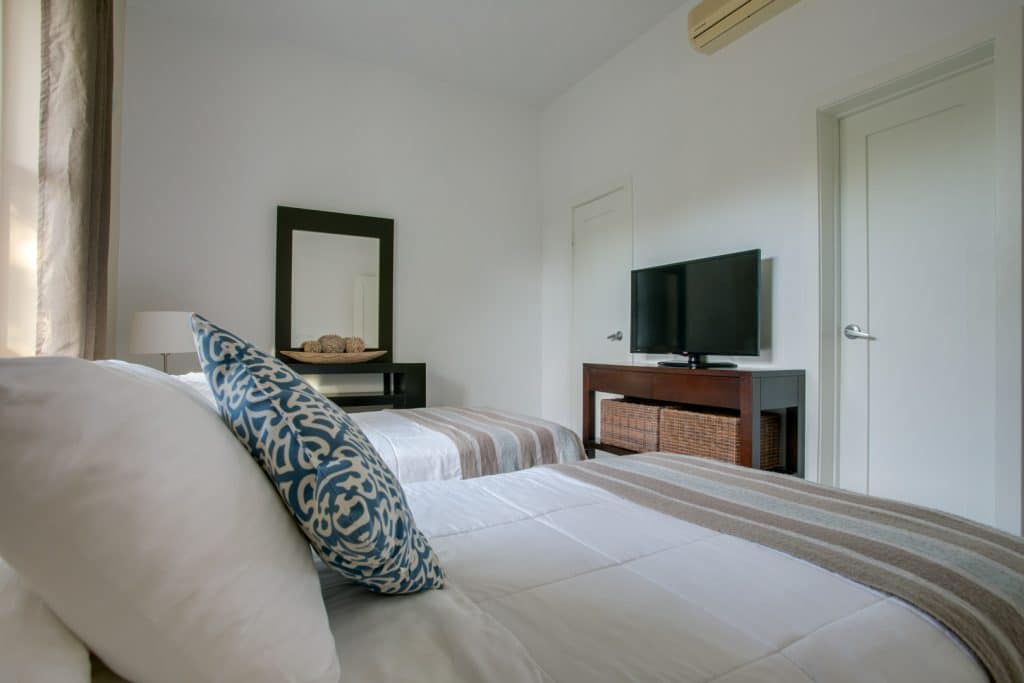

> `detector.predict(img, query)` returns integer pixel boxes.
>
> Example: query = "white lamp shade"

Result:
[129,311,196,355]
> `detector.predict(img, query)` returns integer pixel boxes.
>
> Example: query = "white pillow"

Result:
[0,556,90,683]
[0,358,340,683]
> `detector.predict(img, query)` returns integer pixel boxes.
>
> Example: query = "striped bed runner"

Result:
[553,453,1024,683]
[390,407,586,478]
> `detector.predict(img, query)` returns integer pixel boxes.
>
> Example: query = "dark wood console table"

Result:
[283,361,425,411]
[583,363,805,477]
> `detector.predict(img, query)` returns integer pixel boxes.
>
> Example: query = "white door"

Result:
[572,186,633,436]
[838,62,997,525]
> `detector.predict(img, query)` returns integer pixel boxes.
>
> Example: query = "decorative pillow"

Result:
[190,314,444,594]
[0,556,90,683]
[0,358,341,683]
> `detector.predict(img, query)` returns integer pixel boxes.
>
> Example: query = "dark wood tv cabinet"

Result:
[583,363,805,477]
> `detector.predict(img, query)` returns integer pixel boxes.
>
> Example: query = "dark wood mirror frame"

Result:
[275,206,394,362]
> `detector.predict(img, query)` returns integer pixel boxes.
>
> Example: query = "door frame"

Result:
[569,178,635,432]
[816,10,1023,533]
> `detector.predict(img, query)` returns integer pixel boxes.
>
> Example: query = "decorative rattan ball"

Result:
[302,339,322,353]
[345,337,366,353]
[318,334,346,354]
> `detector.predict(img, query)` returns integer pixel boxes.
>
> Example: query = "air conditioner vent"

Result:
[688,0,801,54]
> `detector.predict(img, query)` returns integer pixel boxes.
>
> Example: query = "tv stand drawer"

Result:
[650,374,739,409]
[586,369,652,397]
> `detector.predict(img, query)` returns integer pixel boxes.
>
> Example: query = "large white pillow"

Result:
[0,358,340,683]
[0,556,90,683]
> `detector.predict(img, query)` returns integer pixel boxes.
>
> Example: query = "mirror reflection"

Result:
[290,231,380,348]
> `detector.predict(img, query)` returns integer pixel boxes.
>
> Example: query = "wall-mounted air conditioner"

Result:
[688,0,802,54]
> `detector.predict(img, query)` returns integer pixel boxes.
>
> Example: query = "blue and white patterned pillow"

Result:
[190,314,444,594]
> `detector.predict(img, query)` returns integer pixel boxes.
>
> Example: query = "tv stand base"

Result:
[658,354,737,369]
[658,361,737,369]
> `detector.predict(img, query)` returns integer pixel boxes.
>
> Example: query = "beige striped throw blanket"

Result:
[391,407,586,478]
[554,453,1024,682]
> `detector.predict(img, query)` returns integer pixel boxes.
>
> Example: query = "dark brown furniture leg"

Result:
[795,375,806,477]
[738,374,762,469]
[583,369,596,459]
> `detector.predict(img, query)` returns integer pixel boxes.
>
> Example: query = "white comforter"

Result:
[87,457,985,682]
[322,466,985,683]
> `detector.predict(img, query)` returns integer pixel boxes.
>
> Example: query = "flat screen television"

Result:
[630,249,760,368]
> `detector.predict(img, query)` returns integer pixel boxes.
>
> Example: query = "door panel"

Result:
[838,63,997,525]
[572,187,633,435]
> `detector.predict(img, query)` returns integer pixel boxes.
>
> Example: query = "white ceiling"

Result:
[129,0,690,103]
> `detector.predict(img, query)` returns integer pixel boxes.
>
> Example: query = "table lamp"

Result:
[129,311,195,372]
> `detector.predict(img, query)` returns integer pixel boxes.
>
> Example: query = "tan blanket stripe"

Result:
[458,409,561,466]
[581,463,1023,641]
[391,408,584,477]
[446,408,539,468]
[563,465,1015,682]
[644,453,1024,550]
[553,456,1024,683]
[655,451,1020,551]
[416,410,508,475]
[640,454,1024,574]
[395,411,487,478]
[468,409,558,465]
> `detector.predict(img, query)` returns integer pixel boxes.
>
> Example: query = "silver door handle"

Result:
[607,331,623,341]
[843,324,875,341]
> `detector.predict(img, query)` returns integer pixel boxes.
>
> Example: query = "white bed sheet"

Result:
[321,466,986,683]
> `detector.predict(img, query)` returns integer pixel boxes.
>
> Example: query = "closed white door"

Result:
[572,187,633,434]
[838,62,998,525]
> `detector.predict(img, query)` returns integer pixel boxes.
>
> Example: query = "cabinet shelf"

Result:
[281,359,426,411]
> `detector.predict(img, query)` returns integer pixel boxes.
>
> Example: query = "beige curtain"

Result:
[36,0,113,359]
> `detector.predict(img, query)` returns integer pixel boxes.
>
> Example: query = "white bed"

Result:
[176,372,585,483]
[60,367,1005,683]
[85,462,985,683]
[11,360,1011,683]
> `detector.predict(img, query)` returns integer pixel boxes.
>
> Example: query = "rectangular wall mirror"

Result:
[275,206,394,361]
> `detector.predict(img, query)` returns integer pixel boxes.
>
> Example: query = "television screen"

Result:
[630,249,760,357]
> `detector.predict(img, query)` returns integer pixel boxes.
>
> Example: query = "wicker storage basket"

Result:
[658,407,781,469]
[600,399,661,452]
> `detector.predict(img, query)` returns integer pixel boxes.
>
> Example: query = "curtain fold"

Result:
[37,0,113,359]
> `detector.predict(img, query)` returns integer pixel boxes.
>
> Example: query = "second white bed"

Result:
[176,372,585,484]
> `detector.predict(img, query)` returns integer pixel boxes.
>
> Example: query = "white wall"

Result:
[117,3,542,413]
[540,0,1020,484]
